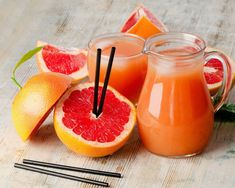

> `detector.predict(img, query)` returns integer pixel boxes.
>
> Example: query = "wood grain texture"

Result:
[0,0,235,187]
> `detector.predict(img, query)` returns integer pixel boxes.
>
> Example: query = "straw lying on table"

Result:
[14,163,109,187]
[23,159,121,178]
[15,153,121,186]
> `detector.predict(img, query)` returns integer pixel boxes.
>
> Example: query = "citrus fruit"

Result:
[204,47,235,95]
[36,41,88,83]
[54,83,136,157]
[120,4,168,39]
[11,72,72,141]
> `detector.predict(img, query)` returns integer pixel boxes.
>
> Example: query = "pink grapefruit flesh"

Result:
[42,45,87,75]
[36,41,88,83]
[62,87,130,142]
[204,47,235,95]
[204,58,223,85]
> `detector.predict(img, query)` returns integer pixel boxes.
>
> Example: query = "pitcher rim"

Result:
[144,32,207,59]
[88,32,145,59]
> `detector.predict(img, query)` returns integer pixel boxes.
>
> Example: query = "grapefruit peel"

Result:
[11,72,72,141]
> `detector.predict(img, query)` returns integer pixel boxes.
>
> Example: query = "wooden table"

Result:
[1,0,235,187]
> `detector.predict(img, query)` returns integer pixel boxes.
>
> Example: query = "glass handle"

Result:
[204,51,233,112]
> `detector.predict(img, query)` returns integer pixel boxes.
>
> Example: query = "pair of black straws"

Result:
[14,159,121,187]
[92,47,116,117]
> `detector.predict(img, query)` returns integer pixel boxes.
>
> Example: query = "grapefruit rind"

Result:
[36,41,88,84]
[54,83,136,157]
[11,72,72,141]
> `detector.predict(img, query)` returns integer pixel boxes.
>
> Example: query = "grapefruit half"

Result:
[36,41,88,83]
[11,72,72,141]
[204,47,235,95]
[54,83,136,157]
[121,4,168,38]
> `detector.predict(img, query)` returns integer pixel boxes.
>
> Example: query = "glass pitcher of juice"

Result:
[88,33,147,103]
[137,32,232,157]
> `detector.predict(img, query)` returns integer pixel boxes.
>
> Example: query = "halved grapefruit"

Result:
[54,83,136,157]
[11,72,72,141]
[120,4,168,38]
[36,41,88,83]
[204,47,235,95]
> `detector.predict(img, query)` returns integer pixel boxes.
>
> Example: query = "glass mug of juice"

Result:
[137,32,232,157]
[87,33,147,103]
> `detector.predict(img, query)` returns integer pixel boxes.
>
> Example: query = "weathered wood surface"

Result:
[0,0,235,187]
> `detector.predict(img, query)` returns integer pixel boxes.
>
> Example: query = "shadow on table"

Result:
[215,110,235,122]
[30,123,58,143]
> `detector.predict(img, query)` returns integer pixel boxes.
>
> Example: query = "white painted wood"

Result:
[0,0,235,187]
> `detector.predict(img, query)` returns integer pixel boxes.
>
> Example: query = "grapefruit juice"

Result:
[88,33,147,103]
[137,47,214,157]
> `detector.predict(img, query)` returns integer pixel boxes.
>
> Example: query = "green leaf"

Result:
[220,103,235,113]
[12,46,44,89]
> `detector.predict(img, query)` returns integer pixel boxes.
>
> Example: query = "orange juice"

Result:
[137,46,215,157]
[88,33,147,103]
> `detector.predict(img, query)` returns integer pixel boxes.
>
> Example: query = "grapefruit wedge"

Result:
[204,47,235,95]
[54,83,136,157]
[36,41,88,83]
[11,72,72,141]
[121,4,168,38]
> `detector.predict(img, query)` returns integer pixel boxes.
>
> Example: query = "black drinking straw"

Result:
[97,47,116,116]
[23,159,121,178]
[14,163,109,187]
[92,48,102,116]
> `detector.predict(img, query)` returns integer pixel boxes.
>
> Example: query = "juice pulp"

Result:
[88,39,147,103]
[137,48,214,157]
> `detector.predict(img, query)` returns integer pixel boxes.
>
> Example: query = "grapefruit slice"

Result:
[36,41,88,83]
[120,4,168,38]
[11,72,72,141]
[204,47,235,95]
[54,83,136,157]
